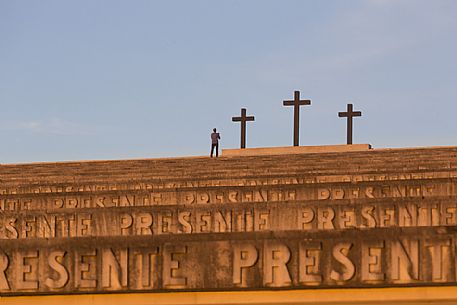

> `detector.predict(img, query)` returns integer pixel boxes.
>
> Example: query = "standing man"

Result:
[210,128,220,157]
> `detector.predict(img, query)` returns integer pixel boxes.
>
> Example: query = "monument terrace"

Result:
[1,144,457,305]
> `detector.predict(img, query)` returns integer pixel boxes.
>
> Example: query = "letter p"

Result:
[233,244,258,287]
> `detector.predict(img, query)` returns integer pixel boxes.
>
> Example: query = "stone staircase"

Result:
[0,146,456,187]
[1,146,457,295]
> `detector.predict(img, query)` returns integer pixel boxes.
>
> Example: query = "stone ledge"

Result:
[222,144,372,157]
[2,286,457,305]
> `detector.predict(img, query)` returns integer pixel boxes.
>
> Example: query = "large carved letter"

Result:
[263,242,292,287]
[178,211,192,233]
[361,206,377,228]
[5,218,18,239]
[0,251,10,290]
[317,207,335,230]
[45,251,69,289]
[300,207,315,230]
[317,189,330,200]
[163,245,187,288]
[133,250,158,289]
[15,250,39,290]
[299,241,322,285]
[75,250,97,288]
[330,243,355,282]
[233,243,258,287]
[102,248,128,289]
[135,213,153,235]
[361,241,385,282]
[390,239,419,283]
[426,239,451,282]
[120,214,133,235]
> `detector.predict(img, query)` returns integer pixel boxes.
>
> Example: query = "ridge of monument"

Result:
[1,143,456,166]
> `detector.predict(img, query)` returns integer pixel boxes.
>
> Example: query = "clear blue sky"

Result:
[1,0,456,163]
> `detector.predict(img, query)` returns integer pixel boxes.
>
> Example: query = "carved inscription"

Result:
[0,235,457,295]
[1,200,457,239]
[1,147,457,297]
[297,201,455,230]
[0,171,454,196]
[1,180,454,212]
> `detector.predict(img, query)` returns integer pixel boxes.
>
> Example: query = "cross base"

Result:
[222,144,372,157]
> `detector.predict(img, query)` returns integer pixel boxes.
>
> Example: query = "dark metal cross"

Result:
[283,90,311,146]
[232,108,255,149]
[338,103,362,145]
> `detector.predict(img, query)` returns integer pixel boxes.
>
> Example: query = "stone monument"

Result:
[1,145,457,304]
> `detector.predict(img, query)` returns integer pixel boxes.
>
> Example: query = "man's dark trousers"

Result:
[211,143,219,157]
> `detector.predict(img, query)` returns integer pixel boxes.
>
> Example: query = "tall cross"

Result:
[232,108,255,149]
[283,90,311,146]
[338,103,362,145]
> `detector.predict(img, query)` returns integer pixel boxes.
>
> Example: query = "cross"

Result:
[283,90,311,146]
[338,103,362,145]
[232,108,255,149]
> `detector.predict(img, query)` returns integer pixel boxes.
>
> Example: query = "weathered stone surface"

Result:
[0,198,457,239]
[222,144,371,156]
[0,230,457,294]
[0,146,457,296]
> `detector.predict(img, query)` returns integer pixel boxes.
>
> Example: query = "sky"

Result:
[1,0,456,163]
